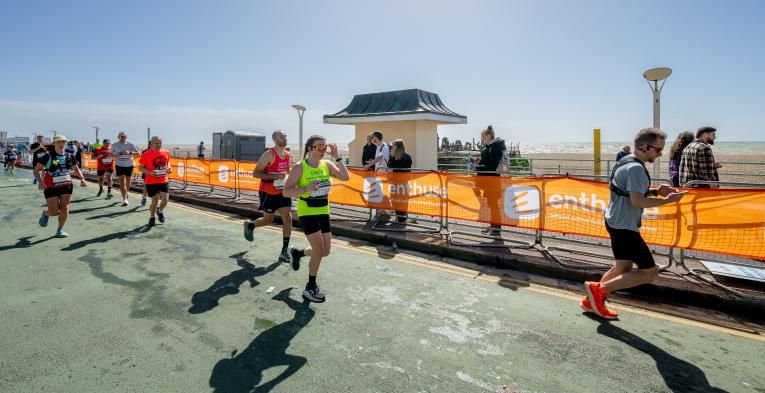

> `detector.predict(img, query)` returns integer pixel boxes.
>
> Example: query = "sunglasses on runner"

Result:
[312,144,327,151]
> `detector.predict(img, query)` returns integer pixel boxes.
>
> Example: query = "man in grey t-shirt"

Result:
[583,128,687,320]
[111,131,140,206]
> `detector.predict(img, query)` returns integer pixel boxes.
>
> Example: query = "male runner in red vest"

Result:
[243,130,293,262]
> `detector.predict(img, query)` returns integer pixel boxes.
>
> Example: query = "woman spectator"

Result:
[388,139,413,223]
[616,145,631,161]
[668,131,695,187]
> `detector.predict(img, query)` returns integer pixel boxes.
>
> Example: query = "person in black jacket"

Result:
[361,134,377,170]
[388,139,413,223]
[473,125,506,237]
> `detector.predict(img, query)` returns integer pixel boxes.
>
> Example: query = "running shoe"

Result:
[243,220,254,242]
[33,178,37,185]
[96,189,103,197]
[122,199,129,207]
[278,248,290,263]
[39,211,49,227]
[158,211,165,223]
[487,229,501,237]
[289,246,302,271]
[148,217,156,226]
[140,196,147,206]
[106,192,113,199]
[584,281,617,320]
[580,296,619,318]
[302,286,326,303]
[55,228,69,238]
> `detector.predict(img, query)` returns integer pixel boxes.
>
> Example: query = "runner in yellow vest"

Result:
[282,134,349,303]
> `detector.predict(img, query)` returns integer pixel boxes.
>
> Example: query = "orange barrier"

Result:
[79,154,765,260]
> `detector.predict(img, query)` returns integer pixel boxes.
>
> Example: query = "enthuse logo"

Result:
[504,186,541,220]
[218,165,229,183]
[363,177,384,203]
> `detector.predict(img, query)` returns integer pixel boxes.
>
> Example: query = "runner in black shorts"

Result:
[243,131,294,263]
[29,135,46,184]
[583,128,687,319]
[282,135,349,303]
[33,135,88,238]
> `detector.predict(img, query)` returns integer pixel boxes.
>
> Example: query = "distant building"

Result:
[0,131,7,144]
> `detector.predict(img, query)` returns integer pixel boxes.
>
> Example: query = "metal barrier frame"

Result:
[368,169,445,234]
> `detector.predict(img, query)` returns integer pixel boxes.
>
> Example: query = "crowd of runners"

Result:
[12,126,687,311]
[19,129,349,303]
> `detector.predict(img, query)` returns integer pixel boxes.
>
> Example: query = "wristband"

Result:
[335,157,343,163]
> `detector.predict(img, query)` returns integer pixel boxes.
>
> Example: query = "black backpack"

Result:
[609,156,650,197]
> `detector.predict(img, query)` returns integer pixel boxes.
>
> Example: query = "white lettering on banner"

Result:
[176,162,185,177]
[363,176,448,203]
[218,165,229,183]
[503,186,541,220]
[547,192,658,219]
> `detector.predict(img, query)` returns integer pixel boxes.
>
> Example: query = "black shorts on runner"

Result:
[299,214,331,236]
[146,183,169,197]
[44,184,74,199]
[605,221,656,269]
[115,166,133,177]
[258,192,292,214]
[97,169,113,176]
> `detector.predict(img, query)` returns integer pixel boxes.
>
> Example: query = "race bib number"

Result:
[310,180,332,197]
[274,178,286,190]
[154,168,167,176]
[36,152,46,158]
[102,157,113,163]
[52,174,72,185]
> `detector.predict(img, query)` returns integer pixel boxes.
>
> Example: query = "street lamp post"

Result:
[91,126,100,142]
[291,104,306,153]
[643,67,672,178]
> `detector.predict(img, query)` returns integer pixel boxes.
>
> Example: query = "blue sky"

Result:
[2,0,764,145]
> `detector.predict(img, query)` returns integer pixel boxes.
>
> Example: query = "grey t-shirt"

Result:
[604,161,649,232]
[111,142,140,167]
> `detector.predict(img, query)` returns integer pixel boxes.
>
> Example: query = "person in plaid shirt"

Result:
[679,127,721,188]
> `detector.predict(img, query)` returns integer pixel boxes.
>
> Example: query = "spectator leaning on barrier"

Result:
[364,131,390,172]
[667,131,695,187]
[616,145,631,161]
[473,125,505,237]
[583,127,687,319]
[388,139,413,223]
[362,134,377,170]
[679,126,721,188]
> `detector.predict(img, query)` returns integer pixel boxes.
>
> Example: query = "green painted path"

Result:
[1,170,764,393]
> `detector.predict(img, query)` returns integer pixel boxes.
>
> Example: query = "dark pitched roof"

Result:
[324,89,466,122]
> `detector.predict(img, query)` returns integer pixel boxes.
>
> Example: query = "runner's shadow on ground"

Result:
[209,288,314,393]
[189,252,281,314]
[86,206,141,220]
[0,235,56,251]
[69,202,121,214]
[60,225,151,251]
[596,322,729,393]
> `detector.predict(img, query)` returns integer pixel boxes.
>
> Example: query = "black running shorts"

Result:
[115,166,133,177]
[299,214,331,236]
[146,183,169,197]
[97,169,113,176]
[44,184,74,199]
[258,192,292,214]
[605,221,656,269]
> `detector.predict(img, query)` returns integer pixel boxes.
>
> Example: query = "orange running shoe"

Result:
[581,295,618,318]
[585,281,617,319]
